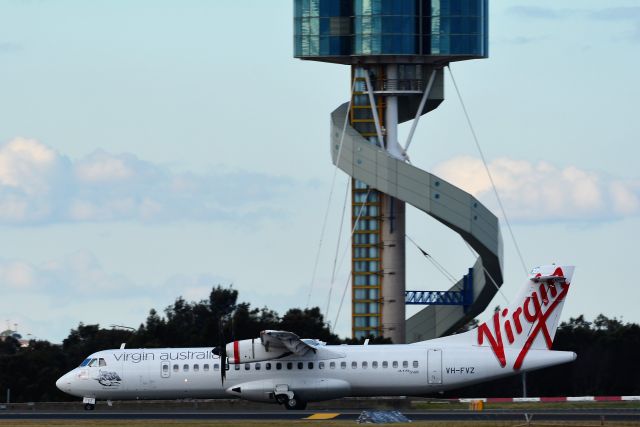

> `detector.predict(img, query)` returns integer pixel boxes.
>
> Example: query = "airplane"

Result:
[56,264,576,410]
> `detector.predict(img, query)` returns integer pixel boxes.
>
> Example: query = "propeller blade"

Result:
[219,319,226,385]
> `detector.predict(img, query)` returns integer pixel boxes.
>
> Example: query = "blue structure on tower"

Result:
[294,0,503,343]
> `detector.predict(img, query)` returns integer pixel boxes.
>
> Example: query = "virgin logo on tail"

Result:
[477,268,569,370]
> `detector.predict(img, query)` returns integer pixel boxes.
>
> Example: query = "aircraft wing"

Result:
[260,330,318,356]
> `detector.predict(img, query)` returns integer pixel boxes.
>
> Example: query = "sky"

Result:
[0,1,639,343]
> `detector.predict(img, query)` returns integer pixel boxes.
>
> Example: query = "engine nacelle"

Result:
[226,338,289,364]
[226,378,351,403]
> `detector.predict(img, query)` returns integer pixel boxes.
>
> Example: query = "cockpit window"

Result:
[79,358,92,367]
[99,358,107,367]
[88,358,98,367]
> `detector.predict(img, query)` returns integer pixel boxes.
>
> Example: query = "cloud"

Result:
[508,5,640,21]
[495,35,548,45]
[589,7,640,21]
[0,42,22,54]
[507,6,640,43]
[0,249,308,342]
[0,251,133,294]
[508,6,579,20]
[0,261,37,289]
[165,273,232,302]
[0,138,297,225]
[433,156,640,223]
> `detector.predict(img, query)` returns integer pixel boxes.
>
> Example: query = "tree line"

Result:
[0,285,638,402]
[453,314,640,398]
[0,286,382,402]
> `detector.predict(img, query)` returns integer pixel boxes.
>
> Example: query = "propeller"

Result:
[212,318,227,385]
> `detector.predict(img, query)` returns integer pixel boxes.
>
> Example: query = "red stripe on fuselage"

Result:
[233,341,240,364]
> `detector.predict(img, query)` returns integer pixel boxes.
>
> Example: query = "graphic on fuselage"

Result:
[96,370,122,387]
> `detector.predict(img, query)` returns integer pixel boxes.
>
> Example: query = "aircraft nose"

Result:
[56,373,71,393]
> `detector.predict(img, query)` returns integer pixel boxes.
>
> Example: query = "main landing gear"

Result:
[84,403,95,410]
[285,397,307,410]
[276,394,307,410]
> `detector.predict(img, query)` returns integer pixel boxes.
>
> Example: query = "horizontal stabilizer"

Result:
[530,274,566,283]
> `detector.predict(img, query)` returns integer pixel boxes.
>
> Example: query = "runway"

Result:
[1,409,639,422]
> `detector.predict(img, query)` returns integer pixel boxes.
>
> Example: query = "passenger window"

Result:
[276,363,282,370]
[351,361,357,369]
[183,364,189,372]
[362,361,368,369]
[266,363,272,370]
[392,361,398,368]
[297,362,303,369]
[372,361,378,369]
[319,362,325,370]
[162,365,169,373]
[255,363,261,370]
[99,358,107,367]
[413,361,419,368]
[382,361,388,368]
[204,364,210,371]
[245,364,250,370]
[341,361,347,369]
[403,361,408,368]
[79,358,91,367]
[287,362,293,370]
[88,359,98,367]
[211,364,216,371]
[173,364,179,372]
[308,362,314,369]
[234,364,240,371]
[194,364,199,372]
[330,362,336,369]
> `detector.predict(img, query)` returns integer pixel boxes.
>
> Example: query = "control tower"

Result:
[294,0,503,343]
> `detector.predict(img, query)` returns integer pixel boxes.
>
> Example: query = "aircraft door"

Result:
[160,361,170,379]
[427,349,442,384]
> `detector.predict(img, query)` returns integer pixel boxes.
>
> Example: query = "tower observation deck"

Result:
[294,0,503,343]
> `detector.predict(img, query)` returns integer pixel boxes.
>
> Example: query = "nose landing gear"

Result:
[82,397,96,410]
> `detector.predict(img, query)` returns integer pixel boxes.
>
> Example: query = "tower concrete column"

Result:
[381,195,406,343]
[381,63,407,343]
[384,64,405,160]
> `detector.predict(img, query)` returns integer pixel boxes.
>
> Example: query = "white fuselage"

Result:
[56,337,575,403]
[57,265,578,405]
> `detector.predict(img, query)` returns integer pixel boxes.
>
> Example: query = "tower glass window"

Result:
[294,0,488,59]
[294,0,353,57]
[354,0,418,55]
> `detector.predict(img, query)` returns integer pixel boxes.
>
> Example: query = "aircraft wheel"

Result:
[275,394,288,405]
[285,397,307,410]
[84,403,95,411]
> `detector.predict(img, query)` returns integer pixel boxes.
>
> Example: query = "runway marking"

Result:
[305,413,341,420]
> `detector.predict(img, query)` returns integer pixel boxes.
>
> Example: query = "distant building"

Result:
[0,328,30,347]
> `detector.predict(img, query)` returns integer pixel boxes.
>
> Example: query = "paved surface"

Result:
[1,409,639,422]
